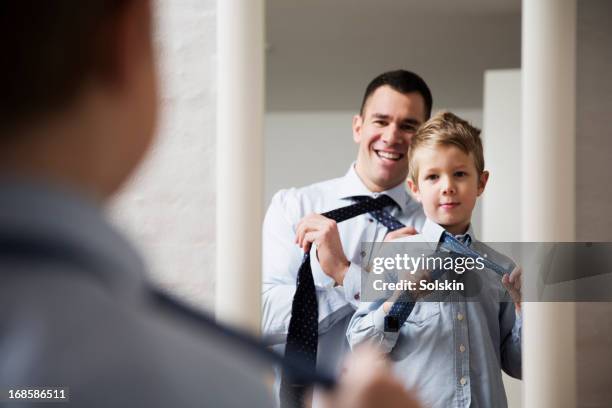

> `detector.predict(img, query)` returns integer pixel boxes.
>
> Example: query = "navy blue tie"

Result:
[281,194,404,408]
[384,231,511,332]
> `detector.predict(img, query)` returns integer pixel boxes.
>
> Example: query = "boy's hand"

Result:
[320,345,422,408]
[384,226,418,242]
[502,266,522,314]
[382,267,432,313]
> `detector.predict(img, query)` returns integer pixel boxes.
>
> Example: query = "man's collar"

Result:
[335,164,411,212]
[0,179,148,304]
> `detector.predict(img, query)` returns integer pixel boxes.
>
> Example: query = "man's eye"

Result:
[400,125,416,132]
[373,120,387,126]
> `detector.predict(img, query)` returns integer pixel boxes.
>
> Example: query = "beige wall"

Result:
[576,0,612,406]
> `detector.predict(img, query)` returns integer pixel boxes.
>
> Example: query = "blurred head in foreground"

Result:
[0,0,157,200]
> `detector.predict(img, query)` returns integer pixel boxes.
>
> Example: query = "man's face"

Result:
[408,144,488,235]
[353,86,427,192]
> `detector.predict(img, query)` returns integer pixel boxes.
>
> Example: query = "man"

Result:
[262,70,433,404]
[0,1,421,407]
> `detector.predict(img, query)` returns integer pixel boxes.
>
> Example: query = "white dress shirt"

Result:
[347,218,522,408]
[262,164,425,380]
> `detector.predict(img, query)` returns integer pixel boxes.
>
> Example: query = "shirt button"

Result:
[354,293,360,301]
[360,250,367,257]
[457,313,464,321]
[460,377,467,386]
[368,218,374,223]
[459,344,466,353]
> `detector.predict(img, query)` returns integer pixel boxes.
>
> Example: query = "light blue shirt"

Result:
[347,218,522,408]
[261,165,425,404]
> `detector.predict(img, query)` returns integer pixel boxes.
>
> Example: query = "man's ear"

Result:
[407,178,421,202]
[477,170,490,196]
[352,114,363,144]
[102,0,153,87]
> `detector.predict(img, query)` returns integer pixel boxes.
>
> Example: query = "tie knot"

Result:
[440,230,472,251]
[455,233,472,246]
[351,194,397,208]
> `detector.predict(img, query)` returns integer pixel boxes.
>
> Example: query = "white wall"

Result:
[481,69,522,408]
[108,0,217,311]
[481,70,522,242]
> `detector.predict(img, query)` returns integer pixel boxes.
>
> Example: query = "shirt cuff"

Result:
[372,303,389,333]
[342,262,362,307]
[513,308,522,337]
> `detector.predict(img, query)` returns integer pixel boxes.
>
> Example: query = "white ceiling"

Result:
[266,0,521,111]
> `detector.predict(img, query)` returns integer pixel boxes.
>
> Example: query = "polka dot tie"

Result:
[385,231,513,332]
[280,195,404,408]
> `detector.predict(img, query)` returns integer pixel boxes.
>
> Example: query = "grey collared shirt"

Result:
[347,218,522,408]
[0,180,274,407]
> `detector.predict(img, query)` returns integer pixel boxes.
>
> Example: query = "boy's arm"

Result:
[346,298,402,353]
[500,301,522,379]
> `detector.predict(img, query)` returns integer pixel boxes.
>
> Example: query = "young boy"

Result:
[347,111,522,408]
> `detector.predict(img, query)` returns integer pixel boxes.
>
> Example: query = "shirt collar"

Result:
[421,218,476,244]
[0,179,148,305]
[335,163,412,212]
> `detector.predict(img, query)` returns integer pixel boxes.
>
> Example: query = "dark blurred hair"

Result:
[0,1,128,132]
[359,70,433,119]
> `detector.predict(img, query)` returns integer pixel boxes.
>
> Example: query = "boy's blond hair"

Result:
[408,111,484,183]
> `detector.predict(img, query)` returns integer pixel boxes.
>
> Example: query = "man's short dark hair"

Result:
[0,1,128,133]
[359,70,433,119]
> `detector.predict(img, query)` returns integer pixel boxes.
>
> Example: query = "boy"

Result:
[347,111,522,408]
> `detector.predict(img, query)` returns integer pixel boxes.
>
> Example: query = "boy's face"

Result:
[408,144,489,235]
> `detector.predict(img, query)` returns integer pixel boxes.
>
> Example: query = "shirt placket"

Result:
[452,291,471,408]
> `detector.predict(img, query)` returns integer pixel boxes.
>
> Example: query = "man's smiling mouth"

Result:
[374,150,404,161]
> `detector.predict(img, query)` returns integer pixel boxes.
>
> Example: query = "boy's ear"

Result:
[477,170,490,196]
[407,178,421,202]
[352,114,363,143]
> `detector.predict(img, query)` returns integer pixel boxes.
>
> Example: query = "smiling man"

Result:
[262,70,432,406]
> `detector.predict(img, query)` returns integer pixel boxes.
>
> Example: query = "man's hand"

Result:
[384,226,417,242]
[320,346,421,408]
[502,266,522,313]
[295,213,350,285]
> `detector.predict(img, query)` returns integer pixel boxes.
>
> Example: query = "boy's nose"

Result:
[441,179,457,194]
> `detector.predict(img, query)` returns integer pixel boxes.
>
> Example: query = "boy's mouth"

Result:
[439,202,460,209]
[374,149,404,162]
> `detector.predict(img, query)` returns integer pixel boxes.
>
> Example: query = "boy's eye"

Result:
[425,174,438,181]
[455,171,467,177]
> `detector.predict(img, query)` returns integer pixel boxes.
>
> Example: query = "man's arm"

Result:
[261,190,358,339]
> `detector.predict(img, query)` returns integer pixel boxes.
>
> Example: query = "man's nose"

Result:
[381,123,403,145]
